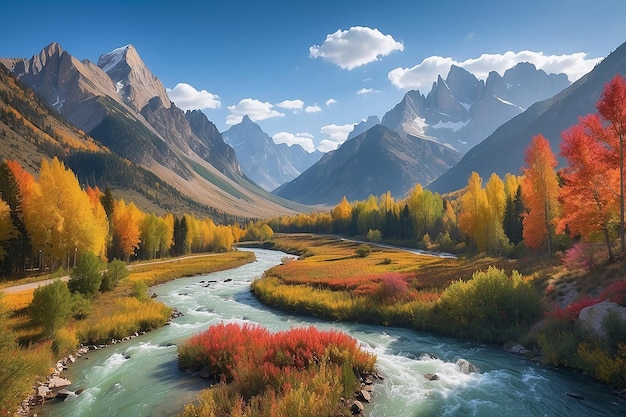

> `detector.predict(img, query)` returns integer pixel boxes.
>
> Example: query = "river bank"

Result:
[31,248,625,417]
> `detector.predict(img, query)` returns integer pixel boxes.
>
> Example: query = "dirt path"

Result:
[0,253,221,295]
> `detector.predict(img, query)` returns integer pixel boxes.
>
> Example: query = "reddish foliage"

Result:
[546,295,599,322]
[599,280,626,305]
[178,322,374,383]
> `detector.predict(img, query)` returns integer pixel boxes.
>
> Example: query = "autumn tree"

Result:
[458,172,489,252]
[16,158,109,270]
[407,184,444,240]
[596,74,626,251]
[521,135,561,256]
[559,115,619,258]
[111,199,143,261]
[484,173,510,254]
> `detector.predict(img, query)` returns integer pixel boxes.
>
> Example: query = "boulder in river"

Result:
[456,358,479,374]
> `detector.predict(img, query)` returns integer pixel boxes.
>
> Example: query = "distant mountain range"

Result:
[275,61,571,205]
[274,124,461,205]
[222,115,322,191]
[380,62,570,154]
[429,41,626,194]
[1,43,305,218]
[3,40,624,215]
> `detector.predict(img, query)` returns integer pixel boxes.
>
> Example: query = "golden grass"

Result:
[130,251,255,286]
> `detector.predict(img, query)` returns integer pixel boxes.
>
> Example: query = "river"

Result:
[40,248,624,416]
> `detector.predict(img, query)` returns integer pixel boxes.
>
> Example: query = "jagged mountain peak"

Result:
[380,62,570,153]
[223,117,322,191]
[97,44,171,112]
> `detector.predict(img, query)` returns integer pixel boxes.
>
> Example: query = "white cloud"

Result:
[272,131,315,152]
[318,139,341,153]
[305,104,322,113]
[321,123,355,141]
[226,98,284,125]
[357,88,379,96]
[325,98,337,106]
[388,51,602,92]
[318,123,355,152]
[276,99,304,112]
[166,83,221,110]
[309,26,404,70]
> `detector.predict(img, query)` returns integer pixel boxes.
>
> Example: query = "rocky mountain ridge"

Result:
[380,62,571,153]
[1,43,303,218]
[222,115,323,191]
[428,41,626,194]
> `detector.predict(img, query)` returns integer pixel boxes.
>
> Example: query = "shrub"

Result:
[101,259,129,292]
[132,280,149,301]
[355,244,371,258]
[562,242,596,272]
[367,229,382,243]
[437,266,542,342]
[178,323,376,417]
[70,292,92,319]
[29,279,72,337]
[68,252,103,299]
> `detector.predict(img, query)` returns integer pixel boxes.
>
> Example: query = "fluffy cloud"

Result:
[305,104,322,113]
[357,88,379,96]
[318,139,341,153]
[318,123,355,152]
[166,83,221,110]
[309,26,404,70]
[272,131,315,152]
[388,51,602,92]
[226,98,284,125]
[325,98,337,106]
[276,99,304,112]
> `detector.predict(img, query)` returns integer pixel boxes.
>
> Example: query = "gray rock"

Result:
[357,389,371,403]
[456,358,479,374]
[578,301,626,339]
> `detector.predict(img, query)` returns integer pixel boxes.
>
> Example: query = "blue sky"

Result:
[2,0,625,152]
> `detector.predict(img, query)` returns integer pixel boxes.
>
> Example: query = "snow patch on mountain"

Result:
[432,120,469,131]
[98,45,131,73]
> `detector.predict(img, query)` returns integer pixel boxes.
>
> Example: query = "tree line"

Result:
[269,75,626,263]
[0,157,272,278]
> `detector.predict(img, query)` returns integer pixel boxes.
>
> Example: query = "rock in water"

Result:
[456,358,479,374]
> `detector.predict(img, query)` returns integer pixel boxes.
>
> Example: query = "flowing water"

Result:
[41,248,624,417]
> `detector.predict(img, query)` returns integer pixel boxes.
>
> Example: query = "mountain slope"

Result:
[381,63,570,153]
[274,124,461,205]
[223,116,322,191]
[428,41,626,194]
[1,43,303,218]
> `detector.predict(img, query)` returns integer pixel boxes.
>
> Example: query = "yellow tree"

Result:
[504,173,523,199]
[331,196,352,234]
[485,173,509,254]
[85,186,110,259]
[160,213,175,256]
[33,158,108,268]
[458,172,489,252]
[213,225,234,252]
[112,199,143,261]
[522,135,561,256]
